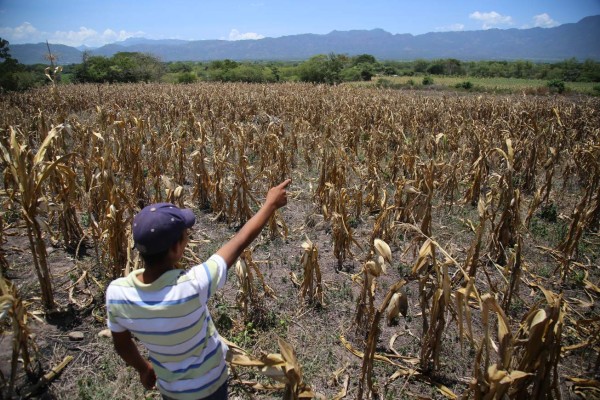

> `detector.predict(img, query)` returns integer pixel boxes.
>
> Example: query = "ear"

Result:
[170,231,187,255]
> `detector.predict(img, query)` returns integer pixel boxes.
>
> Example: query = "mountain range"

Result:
[9,15,600,65]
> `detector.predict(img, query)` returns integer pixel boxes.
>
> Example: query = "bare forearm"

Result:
[113,332,149,372]
[216,179,290,267]
[112,331,156,389]
[217,202,277,267]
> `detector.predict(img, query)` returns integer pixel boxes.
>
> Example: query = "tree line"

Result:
[1,37,599,92]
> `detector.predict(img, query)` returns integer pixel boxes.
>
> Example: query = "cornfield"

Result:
[1,82,599,399]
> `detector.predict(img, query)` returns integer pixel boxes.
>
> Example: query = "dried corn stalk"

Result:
[357,279,407,399]
[0,274,38,397]
[299,238,323,306]
[467,288,564,399]
[0,125,74,309]
[354,239,391,336]
[235,248,276,326]
[225,337,317,400]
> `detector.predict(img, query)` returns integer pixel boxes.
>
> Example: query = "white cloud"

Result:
[0,22,41,42]
[435,23,465,32]
[228,29,264,40]
[0,22,144,46]
[469,11,514,29]
[533,13,559,28]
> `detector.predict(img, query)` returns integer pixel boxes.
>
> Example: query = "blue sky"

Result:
[1,0,599,47]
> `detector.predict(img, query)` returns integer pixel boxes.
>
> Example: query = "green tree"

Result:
[580,59,600,82]
[0,38,31,91]
[298,53,346,84]
[426,61,444,75]
[413,59,429,73]
[73,53,112,82]
[73,52,163,83]
[177,71,197,83]
[443,59,463,75]
[353,54,376,66]
[0,38,11,60]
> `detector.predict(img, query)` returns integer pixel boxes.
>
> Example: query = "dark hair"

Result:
[140,248,170,268]
[139,230,185,268]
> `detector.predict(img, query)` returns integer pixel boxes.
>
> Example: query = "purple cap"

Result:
[132,203,195,255]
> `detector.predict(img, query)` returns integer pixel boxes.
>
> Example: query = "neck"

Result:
[141,264,174,283]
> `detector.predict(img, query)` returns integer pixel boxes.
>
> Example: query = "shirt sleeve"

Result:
[191,254,228,304]
[106,284,126,333]
[209,254,227,290]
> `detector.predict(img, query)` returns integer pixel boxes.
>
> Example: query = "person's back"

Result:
[107,255,228,398]
[106,181,290,399]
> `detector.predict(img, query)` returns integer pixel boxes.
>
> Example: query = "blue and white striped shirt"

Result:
[106,254,228,399]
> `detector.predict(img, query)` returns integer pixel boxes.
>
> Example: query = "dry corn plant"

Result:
[356,278,407,400]
[170,127,188,187]
[466,293,522,400]
[299,237,324,306]
[323,181,362,269]
[314,146,349,213]
[46,157,84,254]
[0,125,75,309]
[439,156,465,210]
[393,163,435,246]
[354,239,392,337]
[463,195,491,281]
[234,248,276,327]
[87,125,137,274]
[161,175,185,207]
[225,337,318,400]
[510,287,564,398]
[128,116,150,206]
[37,122,85,255]
[0,274,39,398]
[418,255,452,373]
[362,173,384,215]
[191,135,212,210]
[101,199,134,278]
[208,146,229,219]
[406,230,469,373]
[227,128,259,225]
[147,128,168,204]
[455,276,479,351]
[466,288,564,399]
[501,234,523,313]
[418,161,436,239]
[331,209,357,270]
[556,185,594,282]
[370,182,396,243]
[487,139,521,265]
[0,215,9,274]
[464,150,489,207]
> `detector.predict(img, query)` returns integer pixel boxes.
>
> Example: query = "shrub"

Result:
[177,72,197,84]
[455,81,473,90]
[376,78,392,88]
[539,202,558,223]
[547,79,565,94]
[422,76,434,85]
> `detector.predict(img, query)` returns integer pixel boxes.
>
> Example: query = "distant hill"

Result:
[10,15,600,65]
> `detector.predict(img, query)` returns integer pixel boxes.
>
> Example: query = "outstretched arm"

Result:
[112,330,156,389]
[216,179,291,267]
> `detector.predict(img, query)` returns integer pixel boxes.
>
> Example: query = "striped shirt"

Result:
[106,254,228,399]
